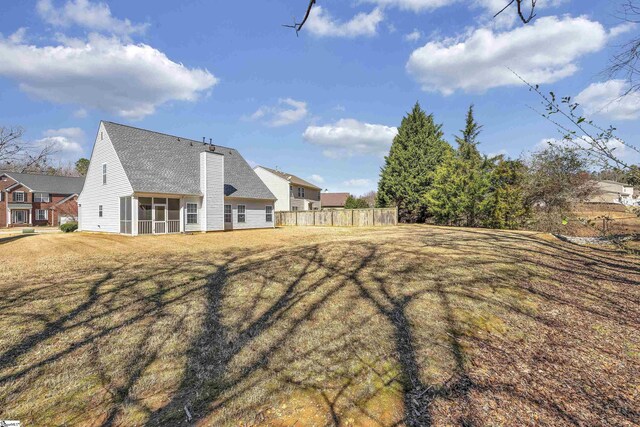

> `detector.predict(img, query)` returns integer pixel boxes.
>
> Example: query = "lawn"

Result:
[0,226,638,426]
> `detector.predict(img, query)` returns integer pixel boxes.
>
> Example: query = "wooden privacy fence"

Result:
[276,208,398,227]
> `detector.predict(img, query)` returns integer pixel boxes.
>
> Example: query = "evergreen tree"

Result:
[481,159,528,229]
[377,102,452,222]
[426,105,489,226]
[345,195,370,209]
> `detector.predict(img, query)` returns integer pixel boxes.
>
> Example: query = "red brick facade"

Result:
[0,174,79,228]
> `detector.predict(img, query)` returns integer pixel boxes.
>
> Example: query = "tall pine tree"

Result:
[426,105,489,226]
[377,102,452,222]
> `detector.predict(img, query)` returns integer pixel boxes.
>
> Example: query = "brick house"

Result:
[0,172,85,227]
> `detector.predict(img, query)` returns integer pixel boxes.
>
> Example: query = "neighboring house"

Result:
[586,180,637,205]
[0,171,84,227]
[321,192,350,209]
[253,166,322,211]
[78,121,276,235]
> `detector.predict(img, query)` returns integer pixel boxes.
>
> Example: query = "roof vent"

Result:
[208,145,216,152]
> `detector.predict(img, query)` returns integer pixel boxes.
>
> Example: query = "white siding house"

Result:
[253,166,322,212]
[78,122,133,233]
[79,121,276,235]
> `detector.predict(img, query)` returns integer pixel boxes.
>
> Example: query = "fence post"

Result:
[295,210,298,226]
[331,210,334,226]
[351,209,355,226]
[372,208,375,226]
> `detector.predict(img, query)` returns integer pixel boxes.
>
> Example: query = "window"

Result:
[138,197,152,221]
[292,206,298,212]
[34,192,50,202]
[102,163,107,185]
[237,205,246,223]
[100,131,104,140]
[297,187,305,198]
[120,197,132,234]
[36,209,48,221]
[266,206,273,222]
[13,191,25,202]
[99,205,103,217]
[186,203,198,224]
[0,191,4,202]
[224,205,232,223]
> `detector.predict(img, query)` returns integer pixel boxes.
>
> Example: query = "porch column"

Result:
[132,196,139,236]
[179,197,185,233]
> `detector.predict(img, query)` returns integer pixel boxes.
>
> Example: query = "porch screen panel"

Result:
[120,196,132,234]
[168,199,180,221]
[138,197,152,220]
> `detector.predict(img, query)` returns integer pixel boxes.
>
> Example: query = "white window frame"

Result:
[265,205,273,222]
[297,187,305,198]
[34,192,50,203]
[237,205,246,223]
[13,191,25,202]
[292,206,298,212]
[186,203,198,224]
[102,163,107,185]
[99,205,103,217]
[36,209,48,221]
[224,204,232,223]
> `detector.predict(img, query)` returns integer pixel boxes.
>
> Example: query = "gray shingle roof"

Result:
[257,166,322,190]
[1,171,84,194]
[102,122,276,200]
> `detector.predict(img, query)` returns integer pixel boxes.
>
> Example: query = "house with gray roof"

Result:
[1,171,84,227]
[78,121,276,235]
[253,166,322,212]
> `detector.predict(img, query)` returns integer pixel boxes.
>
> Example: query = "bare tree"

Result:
[608,1,640,94]
[515,72,640,183]
[284,0,538,35]
[0,126,53,173]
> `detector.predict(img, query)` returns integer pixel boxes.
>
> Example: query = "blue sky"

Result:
[0,0,638,194]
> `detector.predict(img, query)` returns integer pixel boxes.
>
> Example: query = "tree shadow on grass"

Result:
[1,226,639,426]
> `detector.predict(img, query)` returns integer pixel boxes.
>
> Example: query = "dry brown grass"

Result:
[0,225,639,426]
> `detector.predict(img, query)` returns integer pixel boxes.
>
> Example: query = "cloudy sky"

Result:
[0,0,637,193]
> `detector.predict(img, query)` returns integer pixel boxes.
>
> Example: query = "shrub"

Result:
[60,221,78,233]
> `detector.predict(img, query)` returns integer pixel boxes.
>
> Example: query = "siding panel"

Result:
[78,123,133,233]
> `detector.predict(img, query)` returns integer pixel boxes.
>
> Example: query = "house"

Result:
[586,180,637,206]
[253,166,322,211]
[321,192,350,209]
[78,121,276,235]
[0,171,84,227]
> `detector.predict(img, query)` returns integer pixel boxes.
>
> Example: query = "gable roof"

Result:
[321,192,350,207]
[0,171,84,194]
[257,166,322,190]
[102,121,276,200]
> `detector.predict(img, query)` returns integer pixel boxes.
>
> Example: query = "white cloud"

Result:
[575,80,640,121]
[361,0,456,12]
[249,98,308,127]
[36,127,85,161]
[0,34,217,120]
[537,136,640,166]
[404,29,422,42]
[343,178,373,187]
[306,6,384,38]
[73,108,88,118]
[303,118,397,158]
[8,27,27,44]
[407,16,609,95]
[37,0,148,37]
[309,174,325,184]
[609,22,636,39]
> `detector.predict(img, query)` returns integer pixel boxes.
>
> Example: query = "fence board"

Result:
[276,208,397,227]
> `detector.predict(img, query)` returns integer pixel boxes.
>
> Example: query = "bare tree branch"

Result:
[0,126,53,173]
[494,0,537,24]
[283,0,316,36]
[512,71,640,183]
[286,0,538,37]
[606,1,640,94]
